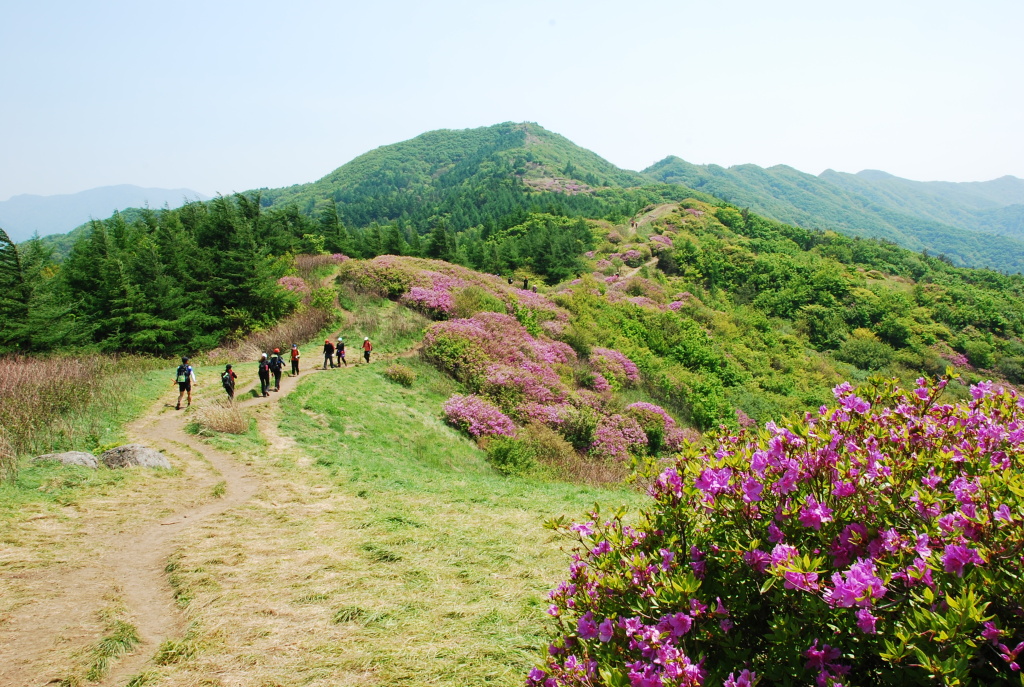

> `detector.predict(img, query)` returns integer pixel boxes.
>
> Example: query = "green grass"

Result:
[272,355,645,685]
[59,604,141,686]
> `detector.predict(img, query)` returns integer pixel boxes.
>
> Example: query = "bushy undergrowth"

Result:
[205,306,335,364]
[382,362,417,387]
[533,377,1024,686]
[0,355,161,479]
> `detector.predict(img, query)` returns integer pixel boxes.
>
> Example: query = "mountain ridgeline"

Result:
[644,156,1024,272]
[3,121,1024,414]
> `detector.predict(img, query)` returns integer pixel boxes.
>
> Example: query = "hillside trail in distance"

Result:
[0,323,416,686]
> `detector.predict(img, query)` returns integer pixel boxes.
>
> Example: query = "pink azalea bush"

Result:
[442,394,515,437]
[532,377,1024,686]
[590,347,641,389]
[425,312,686,461]
[621,249,644,267]
[277,276,309,294]
[589,414,648,461]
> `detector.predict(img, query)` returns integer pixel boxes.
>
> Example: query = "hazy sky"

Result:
[2,0,1021,200]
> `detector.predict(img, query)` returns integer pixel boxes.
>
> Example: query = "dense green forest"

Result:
[644,155,1024,271]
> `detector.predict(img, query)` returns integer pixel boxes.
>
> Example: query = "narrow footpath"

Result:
[0,341,358,686]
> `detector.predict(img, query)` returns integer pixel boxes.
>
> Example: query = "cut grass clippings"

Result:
[151,356,646,686]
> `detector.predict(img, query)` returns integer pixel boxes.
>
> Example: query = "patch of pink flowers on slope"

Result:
[442,394,515,437]
[277,276,309,294]
[590,347,641,387]
[590,414,648,461]
[533,378,1024,685]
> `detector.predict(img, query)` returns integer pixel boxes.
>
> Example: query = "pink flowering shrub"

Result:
[625,402,677,454]
[621,249,644,267]
[442,394,515,437]
[589,413,649,461]
[533,377,1024,686]
[590,348,641,389]
[277,276,309,294]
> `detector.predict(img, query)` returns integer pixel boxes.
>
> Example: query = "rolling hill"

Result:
[643,156,1024,272]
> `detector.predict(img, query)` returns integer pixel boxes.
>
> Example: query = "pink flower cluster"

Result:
[590,414,648,461]
[590,348,641,388]
[442,394,515,437]
[620,249,644,267]
[277,276,309,294]
[534,377,1024,684]
[330,253,351,262]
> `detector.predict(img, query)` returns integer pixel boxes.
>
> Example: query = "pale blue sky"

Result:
[2,0,1021,200]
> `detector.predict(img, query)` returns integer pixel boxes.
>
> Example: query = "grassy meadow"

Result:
[142,356,642,686]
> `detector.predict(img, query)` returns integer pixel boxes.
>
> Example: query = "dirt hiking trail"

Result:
[0,333,415,686]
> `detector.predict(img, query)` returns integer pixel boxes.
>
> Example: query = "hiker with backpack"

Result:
[173,356,196,410]
[363,337,373,364]
[290,344,301,376]
[258,353,271,397]
[221,364,237,401]
[323,339,335,369]
[269,348,284,391]
[336,338,346,367]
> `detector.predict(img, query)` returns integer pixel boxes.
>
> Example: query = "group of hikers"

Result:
[173,336,374,407]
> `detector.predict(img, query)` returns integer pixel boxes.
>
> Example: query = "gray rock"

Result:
[100,444,171,469]
[34,451,99,469]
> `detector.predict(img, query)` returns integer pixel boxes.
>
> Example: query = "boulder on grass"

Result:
[100,444,171,469]
[34,451,99,469]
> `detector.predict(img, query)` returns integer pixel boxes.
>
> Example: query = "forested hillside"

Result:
[644,155,1024,272]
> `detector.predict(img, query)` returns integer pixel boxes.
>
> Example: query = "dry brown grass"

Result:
[0,355,158,478]
[294,254,339,283]
[526,423,629,486]
[190,400,250,435]
[205,308,336,365]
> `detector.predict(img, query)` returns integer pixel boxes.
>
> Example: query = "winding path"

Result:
[0,347,354,686]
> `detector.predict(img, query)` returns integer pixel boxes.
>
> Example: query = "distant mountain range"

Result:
[643,157,1024,271]
[0,185,208,242]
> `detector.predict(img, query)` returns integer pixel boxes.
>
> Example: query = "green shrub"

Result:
[558,405,599,451]
[452,286,505,319]
[382,363,416,387]
[484,436,536,476]
[835,330,895,370]
[963,340,996,369]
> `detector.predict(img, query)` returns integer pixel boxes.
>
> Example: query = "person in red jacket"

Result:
[290,344,300,376]
[362,337,372,364]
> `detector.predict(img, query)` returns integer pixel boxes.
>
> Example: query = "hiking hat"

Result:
[325,339,330,344]
[364,337,369,341]
[273,348,280,353]
[261,353,268,358]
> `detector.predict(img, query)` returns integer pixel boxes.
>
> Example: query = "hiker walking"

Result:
[323,339,335,369]
[173,356,196,410]
[258,353,271,397]
[269,348,284,391]
[221,364,237,401]
[336,338,347,367]
[362,337,373,364]
[290,344,301,376]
